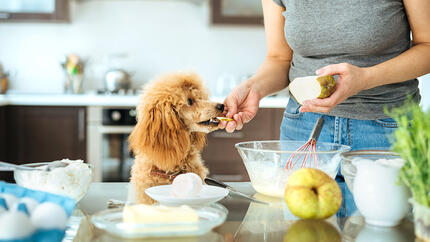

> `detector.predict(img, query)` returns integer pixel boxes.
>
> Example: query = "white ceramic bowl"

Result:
[235,140,351,198]
[341,151,410,227]
[14,161,93,202]
[341,150,401,191]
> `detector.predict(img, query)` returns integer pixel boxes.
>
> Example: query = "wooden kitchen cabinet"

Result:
[0,107,6,158]
[0,0,69,23]
[0,106,12,182]
[5,106,86,166]
[202,108,284,182]
[210,0,264,26]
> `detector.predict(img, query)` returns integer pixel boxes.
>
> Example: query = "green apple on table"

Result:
[284,168,342,219]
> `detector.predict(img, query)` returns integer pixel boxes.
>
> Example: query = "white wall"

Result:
[0,0,429,109]
[418,74,430,110]
[0,0,266,93]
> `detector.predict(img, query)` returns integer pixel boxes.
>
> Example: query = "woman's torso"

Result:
[274,0,420,119]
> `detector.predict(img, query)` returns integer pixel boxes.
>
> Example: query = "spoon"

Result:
[0,160,69,172]
[205,177,269,205]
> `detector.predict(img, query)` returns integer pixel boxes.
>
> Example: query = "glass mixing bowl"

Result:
[235,140,351,198]
[340,150,400,192]
[14,161,93,202]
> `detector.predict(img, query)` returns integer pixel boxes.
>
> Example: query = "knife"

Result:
[204,177,269,205]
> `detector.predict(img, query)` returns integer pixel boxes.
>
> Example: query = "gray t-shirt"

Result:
[272,0,420,119]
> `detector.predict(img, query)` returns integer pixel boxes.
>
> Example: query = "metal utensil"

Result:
[285,116,325,169]
[107,199,128,209]
[204,177,269,205]
[0,160,68,172]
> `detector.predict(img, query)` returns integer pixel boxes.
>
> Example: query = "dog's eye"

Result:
[188,98,194,106]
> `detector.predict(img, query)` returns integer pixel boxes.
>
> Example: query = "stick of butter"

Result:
[216,117,233,122]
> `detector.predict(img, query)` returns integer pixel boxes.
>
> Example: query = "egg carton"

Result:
[0,181,76,242]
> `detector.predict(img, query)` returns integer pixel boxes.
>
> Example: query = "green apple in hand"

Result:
[284,168,342,219]
[284,219,341,242]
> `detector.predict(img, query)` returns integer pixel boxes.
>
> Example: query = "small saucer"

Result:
[145,185,228,206]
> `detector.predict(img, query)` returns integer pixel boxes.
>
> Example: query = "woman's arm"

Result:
[300,0,430,113]
[365,0,430,88]
[244,0,293,98]
[221,0,293,132]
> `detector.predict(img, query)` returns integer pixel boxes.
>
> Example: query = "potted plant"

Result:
[390,101,430,241]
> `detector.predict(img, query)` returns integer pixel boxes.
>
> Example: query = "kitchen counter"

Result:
[0,93,289,108]
[68,182,416,241]
[0,95,7,106]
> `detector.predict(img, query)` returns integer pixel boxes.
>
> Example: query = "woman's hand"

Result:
[219,83,261,133]
[299,63,370,113]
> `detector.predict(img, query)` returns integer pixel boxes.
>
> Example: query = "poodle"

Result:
[128,72,225,204]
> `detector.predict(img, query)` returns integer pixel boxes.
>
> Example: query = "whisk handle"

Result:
[309,116,325,141]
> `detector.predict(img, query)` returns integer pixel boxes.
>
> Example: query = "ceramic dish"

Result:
[91,203,228,238]
[340,150,400,191]
[145,185,228,206]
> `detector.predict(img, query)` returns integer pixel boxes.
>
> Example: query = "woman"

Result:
[220,0,430,216]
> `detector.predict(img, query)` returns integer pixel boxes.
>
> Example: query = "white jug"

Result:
[353,158,409,227]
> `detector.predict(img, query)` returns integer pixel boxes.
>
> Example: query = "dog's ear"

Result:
[129,102,190,168]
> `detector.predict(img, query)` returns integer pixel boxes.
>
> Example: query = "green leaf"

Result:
[387,99,430,207]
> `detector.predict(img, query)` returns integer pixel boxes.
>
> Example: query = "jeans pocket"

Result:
[283,98,304,119]
[372,118,398,128]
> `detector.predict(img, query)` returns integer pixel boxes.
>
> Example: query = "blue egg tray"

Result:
[0,181,76,242]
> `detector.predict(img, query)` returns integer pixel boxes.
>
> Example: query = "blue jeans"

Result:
[279,99,398,219]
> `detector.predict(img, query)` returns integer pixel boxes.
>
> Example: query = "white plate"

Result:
[145,185,229,206]
[91,203,228,238]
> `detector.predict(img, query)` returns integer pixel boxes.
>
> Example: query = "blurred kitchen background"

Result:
[0,0,429,183]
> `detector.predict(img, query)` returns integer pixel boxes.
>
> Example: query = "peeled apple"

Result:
[289,75,336,105]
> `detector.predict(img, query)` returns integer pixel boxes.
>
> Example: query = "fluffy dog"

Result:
[129,72,224,204]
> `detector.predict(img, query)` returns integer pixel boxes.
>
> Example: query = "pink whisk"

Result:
[285,116,325,170]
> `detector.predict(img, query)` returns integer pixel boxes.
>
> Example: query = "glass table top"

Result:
[65,182,416,242]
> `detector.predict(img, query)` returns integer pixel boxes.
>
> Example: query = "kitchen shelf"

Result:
[0,93,290,108]
[0,0,69,23]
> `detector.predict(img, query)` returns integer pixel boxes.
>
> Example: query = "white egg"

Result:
[0,193,18,210]
[0,206,5,215]
[0,198,6,211]
[31,202,68,229]
[0,211,35,239]
[187,173,203,187]
[171,173,203,198]
[12,197,39,215]
[11,203,30,215]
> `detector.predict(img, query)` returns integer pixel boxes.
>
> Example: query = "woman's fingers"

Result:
[300,99,336,113]
[224,95,238,118]
[234,113,243,130]
[218,121,228,129]
[221,83,260,132]
[225,113,244,133]
[219,114,244,131]
[225,120,237,133]
[299,76,345,113]
[316,63,349,76]
[300,63,368,113]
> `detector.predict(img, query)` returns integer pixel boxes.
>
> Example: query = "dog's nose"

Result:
[216,103,225,111]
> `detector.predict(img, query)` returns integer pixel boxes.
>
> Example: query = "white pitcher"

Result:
[353,158,409,227]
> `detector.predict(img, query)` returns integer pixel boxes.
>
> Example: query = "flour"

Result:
[15,159,92,201]
[375,158,405,168]
[245,160,338,198]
